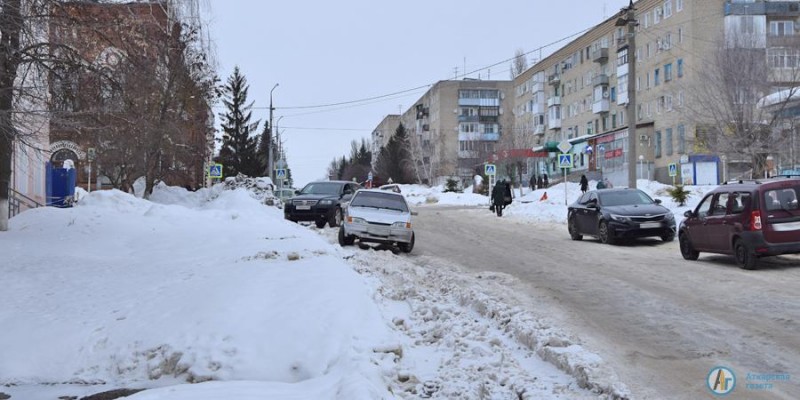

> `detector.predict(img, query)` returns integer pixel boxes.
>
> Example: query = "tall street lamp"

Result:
[269,83,279,182]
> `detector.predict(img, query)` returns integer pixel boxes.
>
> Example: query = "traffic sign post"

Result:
[485,163,496,176]
[208,163,223,180]
[668,162,677,185]
[558,153,573,206]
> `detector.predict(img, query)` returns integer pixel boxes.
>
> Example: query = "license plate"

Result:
[773,221,800,231]
[640,222,660,229]
[296,205,311,210]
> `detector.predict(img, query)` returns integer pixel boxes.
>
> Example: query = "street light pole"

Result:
[619,0,638,189]
[269,83,279,182]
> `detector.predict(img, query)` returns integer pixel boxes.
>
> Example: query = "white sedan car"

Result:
[338,189,415,253]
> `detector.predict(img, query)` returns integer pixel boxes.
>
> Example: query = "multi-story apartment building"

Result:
[396,80,514,185]
[374,0,800,186]
[514,0,728,186]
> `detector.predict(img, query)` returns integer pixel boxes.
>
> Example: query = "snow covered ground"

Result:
[1,178,715,399]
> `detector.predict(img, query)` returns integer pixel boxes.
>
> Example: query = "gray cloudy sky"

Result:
[207,0,631,186]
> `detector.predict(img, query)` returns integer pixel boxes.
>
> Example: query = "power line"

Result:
[254,27,594,113]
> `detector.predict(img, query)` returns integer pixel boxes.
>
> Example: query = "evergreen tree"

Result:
[217,66,261,178]
[375,123,414,183]
[256,121,275,177]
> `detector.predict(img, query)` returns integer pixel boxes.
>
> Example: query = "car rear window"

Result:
[300,182,343,195]
[599,190,654,206]
[351,191,409,212]
[764,187,800,213]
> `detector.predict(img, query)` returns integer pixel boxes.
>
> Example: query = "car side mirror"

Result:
[294,190,300,195]
[654,199,662,205]
[683,210,694,218]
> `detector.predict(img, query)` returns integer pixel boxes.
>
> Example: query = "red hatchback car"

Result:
[679,178,800,269]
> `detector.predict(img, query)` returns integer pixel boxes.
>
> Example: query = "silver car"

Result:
[338,189,416,253]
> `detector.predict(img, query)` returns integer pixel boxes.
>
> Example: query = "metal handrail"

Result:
[8,188,44,219]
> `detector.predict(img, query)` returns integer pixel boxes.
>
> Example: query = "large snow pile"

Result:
[1,186,394,399]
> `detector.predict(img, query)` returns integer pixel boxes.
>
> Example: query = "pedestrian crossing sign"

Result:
[208,163,223,179]
[668,163,678,177]
[276,169,287,179]
[485,163,496,176]
[558,154,573,169]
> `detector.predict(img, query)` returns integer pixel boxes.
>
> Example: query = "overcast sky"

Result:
[206,0,632,187]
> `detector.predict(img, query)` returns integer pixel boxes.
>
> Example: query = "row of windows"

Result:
[637,91,685,119]
[654,125,688,158]
[459,123,499,134]
[561,111,627,140]
[640,0,683,30]
[640,59,685,89]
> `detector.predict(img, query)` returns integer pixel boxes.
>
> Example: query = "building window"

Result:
[767,47,800,69]
[655,131,662,158]
[644,12,650,29]
[654,7,661,24]
[677,0,683,12]
[610,86,617,101]
[677,124,686,154]
[618,48,629,66]
[677,58,684,77]
[654,68,660,86]
[664,1,672,19]
[612,112,618,128]
[664,63,673,81]
[770,21,794,37]
[678,27,683,43]
[666,128,673,155]
[586,121,593,136]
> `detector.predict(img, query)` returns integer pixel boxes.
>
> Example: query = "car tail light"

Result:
[750,210,762,231]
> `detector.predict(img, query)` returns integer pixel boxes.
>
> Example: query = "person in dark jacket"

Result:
[543,174,549,188]
[536,175,543,189]
[490,179,512,215]
[579,174,589,194]
[529,174,536,191]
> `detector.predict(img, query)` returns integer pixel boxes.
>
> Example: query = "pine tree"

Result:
[375,123,413,183]
[217,66,261,178]
[256,122,274,176]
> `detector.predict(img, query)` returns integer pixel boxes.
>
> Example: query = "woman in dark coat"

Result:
[579,174,589,193]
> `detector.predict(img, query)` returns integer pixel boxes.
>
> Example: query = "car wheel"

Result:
[338,226,354,246]
[661,232,675,242]
[315,219,327,229]
[568,216,583,241]
[679,233,699,260]
[598,220,615,245]
[329,207,342,227]
[399,233,415,253]
[734,239,757,270]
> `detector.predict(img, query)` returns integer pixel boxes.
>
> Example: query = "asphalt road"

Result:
[412,205,800,399]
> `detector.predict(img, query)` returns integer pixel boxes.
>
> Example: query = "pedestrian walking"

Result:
[543,173,549,188]
[529,174,536,191]
[537,175,543,189]
[579,174,589,194]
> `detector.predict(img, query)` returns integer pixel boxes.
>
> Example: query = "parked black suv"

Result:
[679,177,800,269]
[284,181,362,228]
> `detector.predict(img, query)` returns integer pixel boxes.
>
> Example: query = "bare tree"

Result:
[1,0,89,231]
[496,123,536,197]
[407,128,446,185]
[509,48,528,79]
[687,33,800,178]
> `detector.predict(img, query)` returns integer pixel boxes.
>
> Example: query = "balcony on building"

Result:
[458,150,479,159]
[547,96,562,107]
[531,102,545,114]
[458,115,479,123]
[593,99,610,114]
[549,119,562,130]
[725,1,800,16]
[531,81,545,93]
[592,47,609,63]
[458,97,500,107]
[548,73,561,86]
[592,74,609,87]
[534,125,545,135]
[481,132,500,141]
[617,36,629,50]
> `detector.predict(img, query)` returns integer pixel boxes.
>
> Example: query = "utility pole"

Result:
[619,0,638,188]
[269,83,279,182]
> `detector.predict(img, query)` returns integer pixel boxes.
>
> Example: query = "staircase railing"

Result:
[8,187,44,219]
